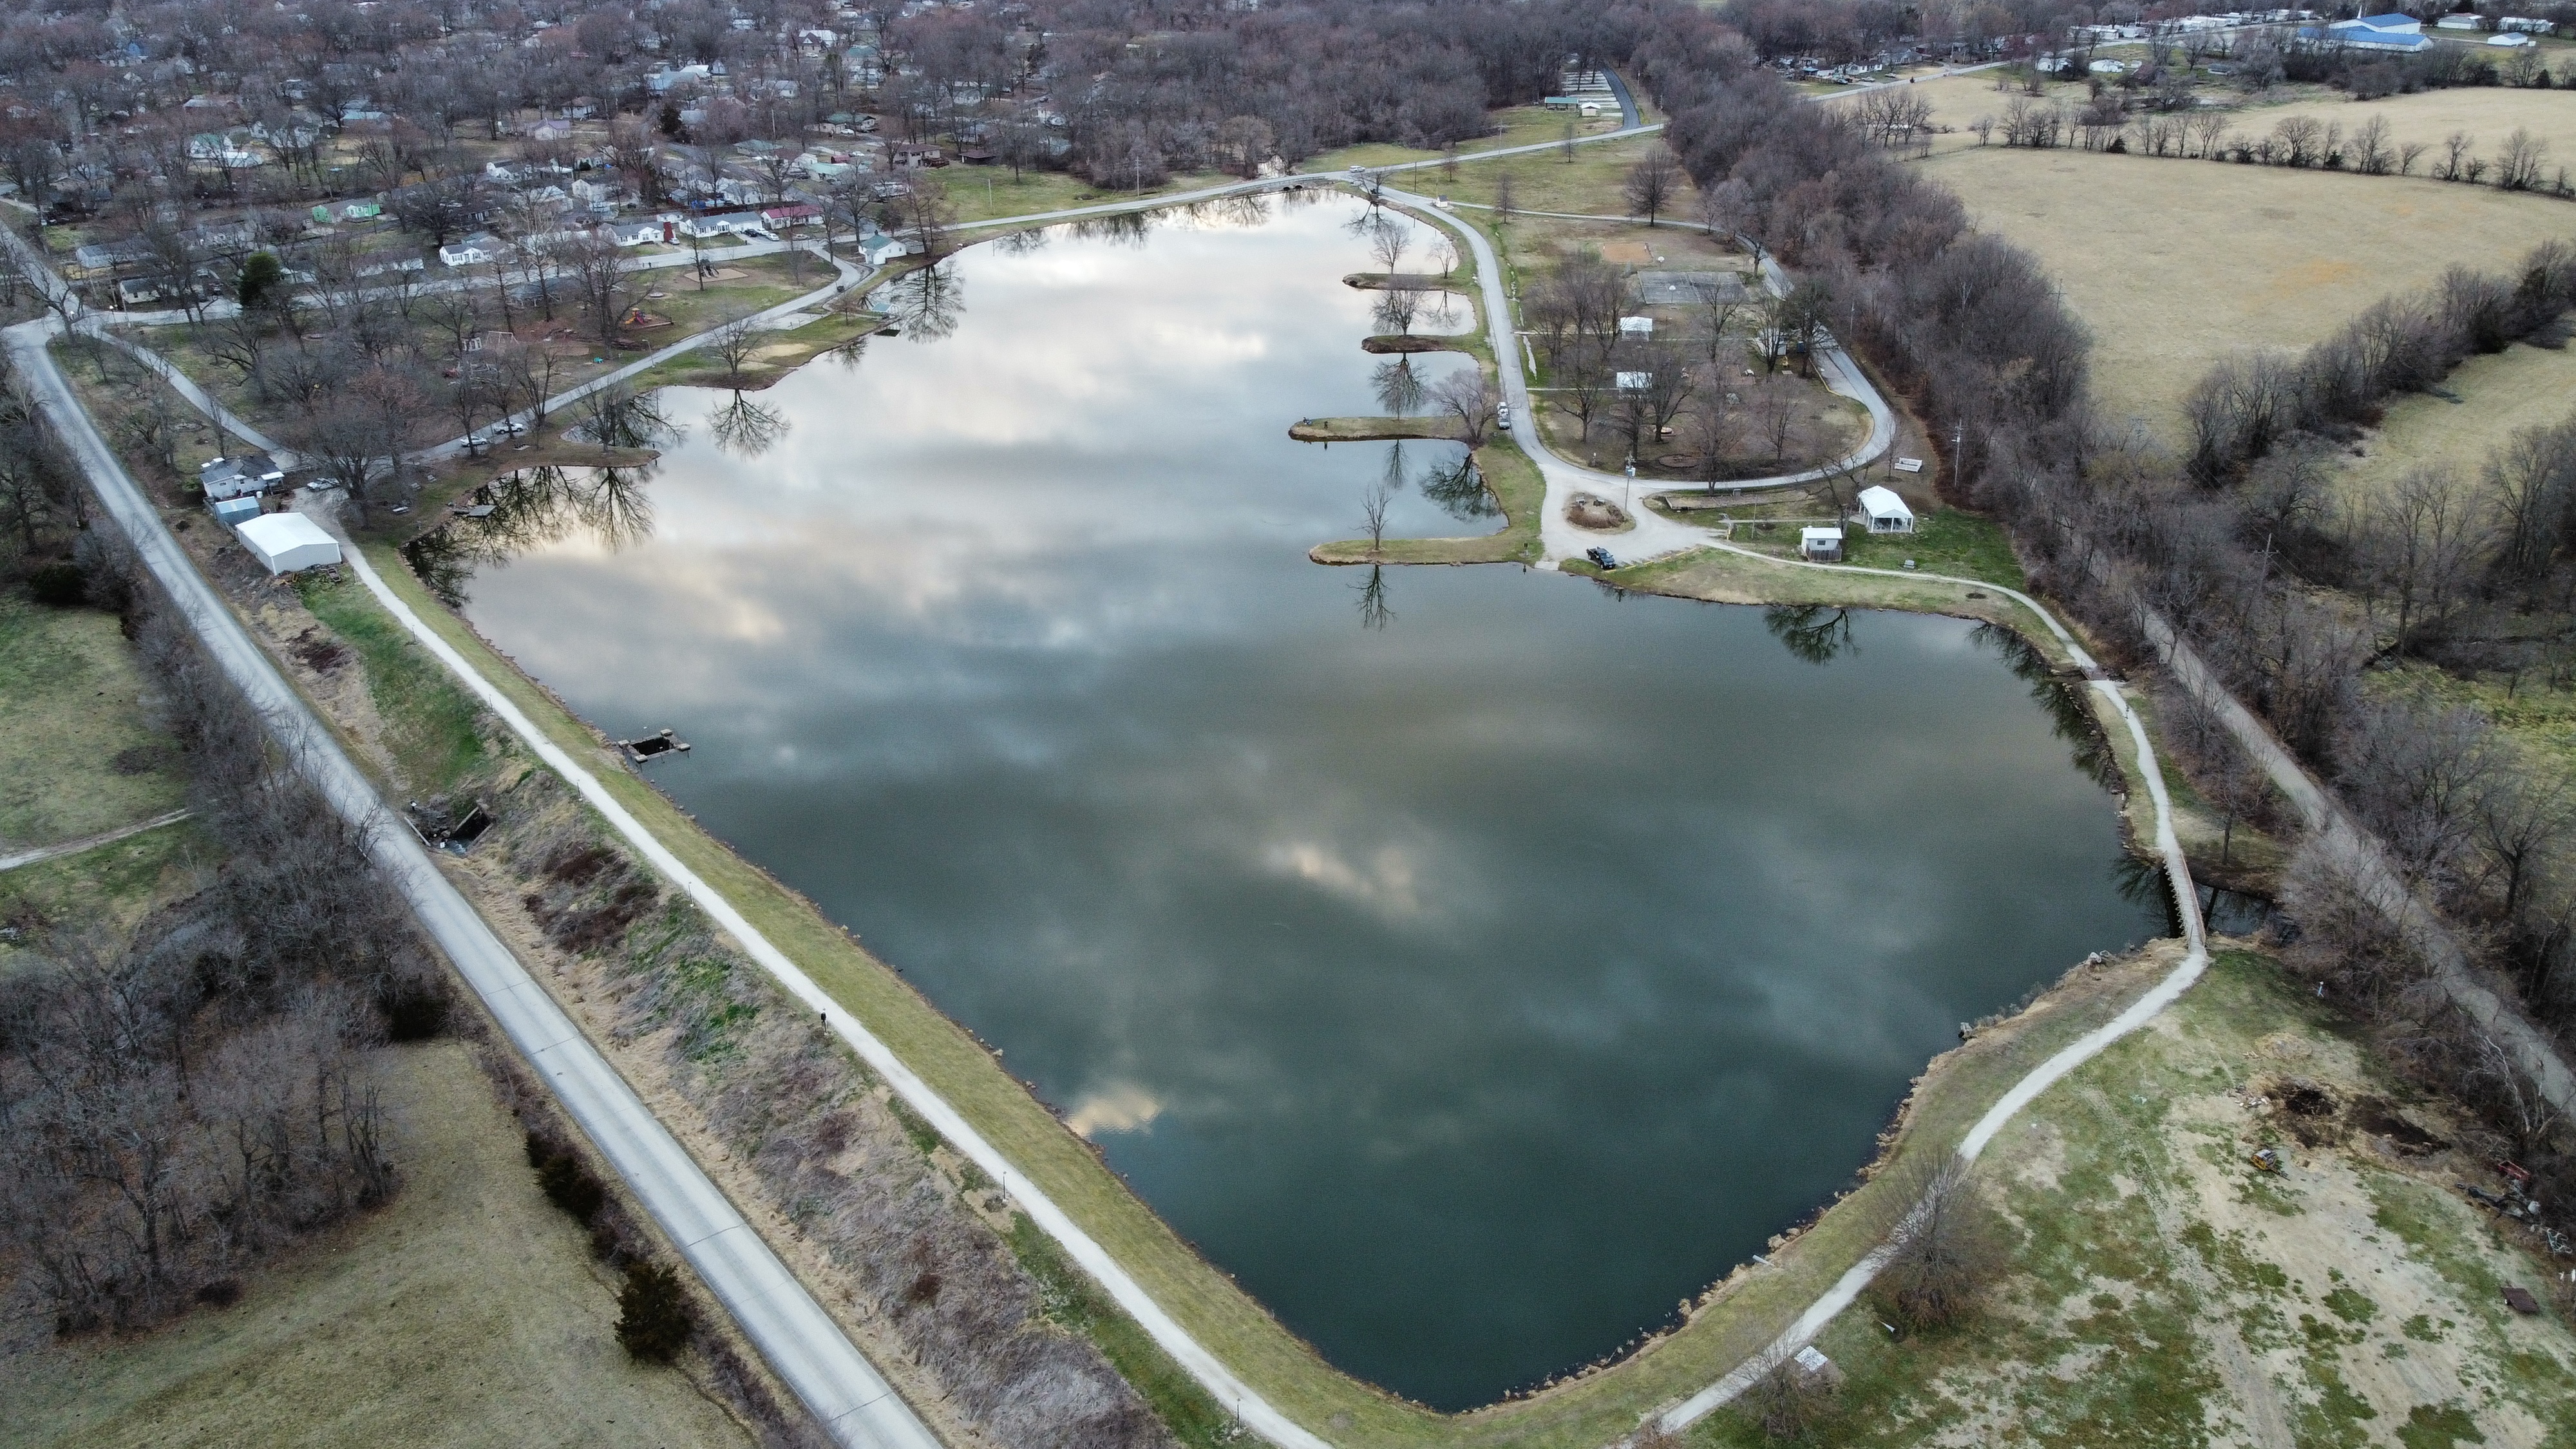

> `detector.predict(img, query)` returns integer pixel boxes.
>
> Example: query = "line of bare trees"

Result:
[1633,0,2576,1223]
[2185,243,2576,488]
[1,566,450,1336]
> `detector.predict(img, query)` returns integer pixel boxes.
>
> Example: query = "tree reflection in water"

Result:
[1417,451,1495,522]
[1765,603,1856,665]
[1372,356,1423,417]
[402,464,659,607]
[709,391,789,457]
[877,261,967,343]
[1354,564,1394,630]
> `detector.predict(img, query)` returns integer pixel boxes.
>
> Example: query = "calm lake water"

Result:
[443,194,2164,1409]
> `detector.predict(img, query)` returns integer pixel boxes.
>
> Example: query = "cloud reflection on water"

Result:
[451,195,2162,1409]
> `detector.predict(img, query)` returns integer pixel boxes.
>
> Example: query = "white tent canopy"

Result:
[1857,485,1915,534]
[237,512,343,574]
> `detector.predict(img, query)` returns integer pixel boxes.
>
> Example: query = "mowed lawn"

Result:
[0,1039,755,1449]
[1922,147,2576,433]
[0,595,188,849]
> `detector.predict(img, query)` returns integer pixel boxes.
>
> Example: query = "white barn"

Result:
[1857,485,1916,533]
[236,513,343,574]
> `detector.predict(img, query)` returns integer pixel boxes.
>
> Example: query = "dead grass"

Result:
[0,1039,757,1449]
[1922,147,2576,432]
[2226,86,2576,184]
[2338,337,2576,501]
[1694,950,2576,1447]
[0,594,189,850]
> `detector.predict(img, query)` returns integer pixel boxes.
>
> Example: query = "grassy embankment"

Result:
[52,111,2378,1446]
[1690,950,2576,1446]
[347,513,2255,1449]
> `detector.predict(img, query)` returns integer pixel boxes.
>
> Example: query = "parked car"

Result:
[1586,547,1616,570]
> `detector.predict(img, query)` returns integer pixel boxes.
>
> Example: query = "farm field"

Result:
[2340,337,2576,502]
[1921,147,2576,431]
[1691,951,2576,1447]
[2225,86,2576,180]
[0,1039,757,1449]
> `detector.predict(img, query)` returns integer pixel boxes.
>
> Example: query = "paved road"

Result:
[6,312,945,1449]
[1387,185,1895,566]
[1600,68,1644,129]
[0,808,192,873]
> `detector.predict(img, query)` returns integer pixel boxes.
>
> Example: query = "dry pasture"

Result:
[2225,87,2576,185]
[2339,337,2576,500]
[1921,146,2576,432]
[0,1039,755,1449]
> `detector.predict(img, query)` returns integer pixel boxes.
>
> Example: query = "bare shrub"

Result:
[1742,1345,1839,1441]
[1872,1156,2006,1331]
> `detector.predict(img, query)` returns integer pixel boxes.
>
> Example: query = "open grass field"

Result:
[0,595,189,850]
[2339,337,2576,501]
[1692,950,2576,1447]
[2224,86,2576,182]
[1922,147,2576,433]
[0,1039,757,1449]
[1311,103,1629,177]
[1434,132,1699,220]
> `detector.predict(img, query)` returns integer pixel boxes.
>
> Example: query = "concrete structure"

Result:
[236,511,343,574]
[1857,484,1916,533]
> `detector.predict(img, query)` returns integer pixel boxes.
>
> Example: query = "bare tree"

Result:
[2357,466,2490,656]
[1873,1156,2005,1330]
[1624,147,1680,226]
[1366,214,1410,277]
[707,317,762,386]
[1359,477,1394,554]
[1428,369,1501,447]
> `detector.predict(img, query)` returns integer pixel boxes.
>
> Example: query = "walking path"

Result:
[17,90,2562,1448]
[1384,184,1895,564]
[5,313,943,1449]
[0,808,192,873]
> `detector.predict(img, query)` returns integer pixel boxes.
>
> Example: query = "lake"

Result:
[441,193,2165,1409]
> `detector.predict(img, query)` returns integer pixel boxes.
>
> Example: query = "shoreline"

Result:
[52,184,2219,1449]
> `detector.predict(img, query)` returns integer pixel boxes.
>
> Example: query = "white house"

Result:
[1618,316,1654,337]
[2435,12,2485,28]
[236,512,343,574]
[439,233,500,267]
[1857,485,1916,533]
[1799,525,1844,561]
[1615,370,1652,392]
[200,451,286,501]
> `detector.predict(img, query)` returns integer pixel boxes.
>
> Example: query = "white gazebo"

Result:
[237,512,344,574]
[1857,485,1915,534]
